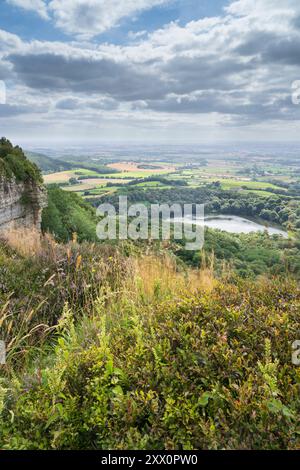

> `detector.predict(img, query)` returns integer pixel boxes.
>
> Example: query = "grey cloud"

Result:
[56,98,80,110]
[146,90,299,122]
[5,25,300,127]
[0,60,13,80]
[0,104,33,117]
[236,31,300,66]
[87,97,119,111]
[8,52,169,101]
[56,96,119,110]
[8,50,259,106]
[235,31,278,56]
[263,38,300,65]
[292,15,300,30]
[163,56,258,94]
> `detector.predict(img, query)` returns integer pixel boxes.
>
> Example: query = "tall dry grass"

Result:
[1,226,73,264]
[0,228,220,372]
[2,227,43,257]
[130,252,217,303]
[0,294,52,369]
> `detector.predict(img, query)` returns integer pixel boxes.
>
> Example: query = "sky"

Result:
[1,0,300,145]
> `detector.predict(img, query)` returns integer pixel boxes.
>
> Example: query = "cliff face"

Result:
[0,137,47,235]
[0,176,47,234]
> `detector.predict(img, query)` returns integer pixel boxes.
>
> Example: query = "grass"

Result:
[205,179,283,190]
[0,239,299,449]
[1,227,43,257]
[131,254,216,302]
[0,212,299,450]
[0,232,132,369]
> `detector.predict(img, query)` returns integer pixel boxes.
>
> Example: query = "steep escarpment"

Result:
[0,138,47,234]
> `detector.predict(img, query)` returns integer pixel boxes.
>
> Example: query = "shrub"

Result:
[42,186,98,242]
[0,138,42,184]
[0,257,299,450]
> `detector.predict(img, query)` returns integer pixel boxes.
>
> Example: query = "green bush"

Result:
[0,138,42,183]
[174,229,300,279]
[0,270,299,450]
[42,186,98,242]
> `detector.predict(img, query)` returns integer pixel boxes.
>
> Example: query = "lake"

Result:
[173,214,288,237]
[205,215,288,237]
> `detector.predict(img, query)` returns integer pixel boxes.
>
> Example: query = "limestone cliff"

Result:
[0,177,47,233]
[0,138,47,234]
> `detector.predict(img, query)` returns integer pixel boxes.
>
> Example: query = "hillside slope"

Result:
[25,152,74,173]
[0,241,299,450]
[42,185,98,242]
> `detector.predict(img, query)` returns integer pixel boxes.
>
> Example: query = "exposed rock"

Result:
[0,176,47,234]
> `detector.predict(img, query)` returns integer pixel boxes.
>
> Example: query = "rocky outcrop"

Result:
[0,177,47,234]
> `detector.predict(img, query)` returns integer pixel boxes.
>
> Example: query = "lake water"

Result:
[204,215,288,237]
[173,214,288,237]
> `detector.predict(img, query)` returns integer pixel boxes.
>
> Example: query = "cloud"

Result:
[6,0,172,38]
[263,38,300,66]
[2,0,300,140]
[56,97,119,110]
[226,0,300,18]
[8,47,254,100]
[6,0,49,20]
[8,51,169,100]
[48,0,170,38]
[0,28,22,53]
[0,103,34,117]
[162,55,257,94]
[146,90,299,124]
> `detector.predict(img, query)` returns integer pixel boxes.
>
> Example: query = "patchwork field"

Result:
[43,161,177,196]
[41,154,299,201]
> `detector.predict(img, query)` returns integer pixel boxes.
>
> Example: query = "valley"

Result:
[0,140,300,451]
[33,148,299,203]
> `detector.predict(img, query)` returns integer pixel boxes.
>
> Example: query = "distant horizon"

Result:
[6,138,300,150]
[20,140,300,150]
[16,139,300,161]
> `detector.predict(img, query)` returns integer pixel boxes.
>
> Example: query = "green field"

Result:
[42,155,299,201]
[209,179,285,191]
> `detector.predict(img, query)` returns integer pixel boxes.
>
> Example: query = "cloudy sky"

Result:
[1,0,300,145]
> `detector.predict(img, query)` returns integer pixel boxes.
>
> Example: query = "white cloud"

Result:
[0,28,22,52]
[226,0,300,16]
[6,0,49,20]
[2,0,300,141]
[48,0,171,38]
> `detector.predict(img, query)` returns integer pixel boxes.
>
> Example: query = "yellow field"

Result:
[43,171,77,184]
[43,168,102,184]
